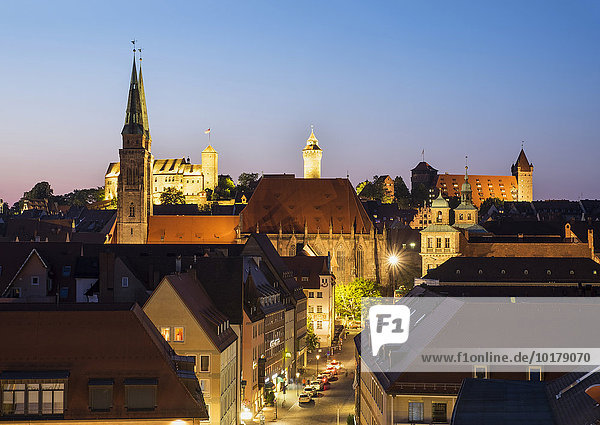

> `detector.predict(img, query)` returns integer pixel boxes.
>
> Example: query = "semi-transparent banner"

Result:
[360,297,600,373]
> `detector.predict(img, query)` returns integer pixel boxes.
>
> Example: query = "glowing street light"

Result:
[387,254,400,267]
[316,354,320,377]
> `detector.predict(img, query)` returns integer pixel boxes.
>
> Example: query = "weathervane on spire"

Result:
[131,39,138,61]
[465,155,469,178]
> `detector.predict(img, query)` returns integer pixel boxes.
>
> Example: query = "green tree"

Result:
[335,278,382,324]
[214,175,235,200]
[305,320,320,353]
[479,197,504,215]
[357,176,384,201]
[24,181,53,200]
[393,176,411,208]
[410,183,430,207]
[160,187,186,205]
[237,172,260,193]
[58,187,105,206]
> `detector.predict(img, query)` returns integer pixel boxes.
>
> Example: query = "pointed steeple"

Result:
[303,126,321,151]
[122,58,144,135]
[138,61,150,139]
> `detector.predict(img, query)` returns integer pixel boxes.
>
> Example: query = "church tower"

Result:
[302,127,322,178]
[512,148,533,202]
[116,58,153,244]
[454,164,478,226]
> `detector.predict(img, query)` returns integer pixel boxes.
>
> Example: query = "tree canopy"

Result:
[24,181,53,200]
[213,174,236,200]
[160,187,186,205]
[237,172,260,193]
[335,278,382,324]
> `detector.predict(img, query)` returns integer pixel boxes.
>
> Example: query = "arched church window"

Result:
[356,246,364,278]
[336,246,345,275]
[129,203,135,217]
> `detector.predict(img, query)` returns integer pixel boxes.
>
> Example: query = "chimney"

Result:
[176,255,182,273]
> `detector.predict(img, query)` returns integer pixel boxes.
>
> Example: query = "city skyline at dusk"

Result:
[1,1,600,204]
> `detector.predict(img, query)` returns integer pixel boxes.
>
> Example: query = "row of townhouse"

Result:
[0,234,313,422]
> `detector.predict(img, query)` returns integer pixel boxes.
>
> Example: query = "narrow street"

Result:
[263,331,357,425]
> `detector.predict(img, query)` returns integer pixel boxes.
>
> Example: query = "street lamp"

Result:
[296,372,300,396]
[316,354,320,378]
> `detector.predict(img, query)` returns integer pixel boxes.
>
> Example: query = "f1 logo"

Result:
[369,304,410,356]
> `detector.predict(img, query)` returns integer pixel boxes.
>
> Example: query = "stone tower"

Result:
[116,59,153,244]
[512,148,533,202]
[302,128,322,179]
[201,145,218,191]
[431,191,450,225]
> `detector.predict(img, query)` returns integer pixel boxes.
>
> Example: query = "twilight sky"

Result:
[1,0,599,205]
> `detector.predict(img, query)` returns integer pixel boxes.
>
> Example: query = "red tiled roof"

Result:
[240,176,372,234]
[436,174,518,208]
[147,215,239,244]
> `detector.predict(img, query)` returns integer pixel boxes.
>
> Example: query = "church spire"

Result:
[122,58,144,135]
[138,58,150,139]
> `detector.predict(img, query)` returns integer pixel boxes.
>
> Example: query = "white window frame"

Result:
[121,277,129,288]
[31,276,39,286]
[199,379,210,397]
[473,365,488,379]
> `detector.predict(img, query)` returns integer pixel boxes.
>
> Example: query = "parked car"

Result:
[304,386,318,398]
[310,380,324,391]
[317,373,329,382]
[329,360,342,369]
[299,393,312,404]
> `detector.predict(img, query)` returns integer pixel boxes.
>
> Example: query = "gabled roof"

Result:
[0,303,207,420]
[158,273,238,352]
[147,215,239,244]
[452,378,553,425]
[240,176,373,234]
[282,256,331,289]
[422,257,600,283]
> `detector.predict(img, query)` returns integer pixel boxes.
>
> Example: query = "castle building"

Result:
[410,148,534,208]
[302,128,322,178]
[116,59,153,244]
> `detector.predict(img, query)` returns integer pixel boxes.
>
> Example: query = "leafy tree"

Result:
[237,172,260,193]
[335,278,382,324]
[410,183,430,207]
[160,187,186,205]
[448,196,461,210]
[393,176,411,208]
[347,414,355,425]
[213,175,235,200]
[356,176,384,201]
[58,187,104,206]
[479,197,504,215]
[24,181,53,200]
[305,320,320,353]
[204,188,213,201]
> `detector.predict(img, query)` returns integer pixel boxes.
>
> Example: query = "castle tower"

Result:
[453,163,478,226]
[201,145,218,191]
[116,58,153,244]
[511,148,533,202]
[302,128,322,179]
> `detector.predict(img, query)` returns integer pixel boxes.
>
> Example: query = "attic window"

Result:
[570,270,575,275]
[594,271,598,275]
[455,269,460,274]
[478,270,483,275]
[524,270,529,275]
[501,269,506,274]
[546,270,551,275]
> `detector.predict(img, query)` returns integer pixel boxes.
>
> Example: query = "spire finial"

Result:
[131,39,137,60]
[465,155,469,180]
[422,149,425,162]
[521,140,525,150]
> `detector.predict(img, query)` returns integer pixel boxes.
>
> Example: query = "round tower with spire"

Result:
[302,126,322,179]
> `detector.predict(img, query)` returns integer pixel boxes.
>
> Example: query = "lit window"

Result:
[173,327,184,342]
[316,321,322,330]
[445,238,450,248]
[308,292,314,298]
[62,266,71,277]
[160,327,170,341]
[408,402,424,422]
[436,238,441,249]
[308,306,314,313]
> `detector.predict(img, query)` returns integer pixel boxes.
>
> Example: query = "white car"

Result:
[299,393,312,404]
[304,386,318,398]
